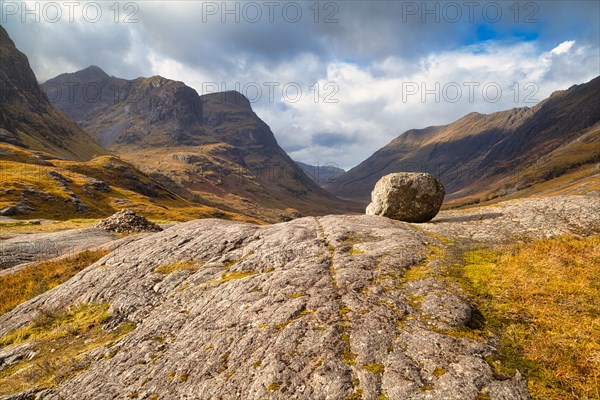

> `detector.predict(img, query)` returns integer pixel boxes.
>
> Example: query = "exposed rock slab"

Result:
[423,195,600,243]
[0,205,551,399]
[0,228,116,270]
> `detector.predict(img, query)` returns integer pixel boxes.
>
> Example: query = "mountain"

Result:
[0,28,256,222]
[295,161,346,186]
[43,68,360,220]
[0,26,105,161]
[326,76,600,206]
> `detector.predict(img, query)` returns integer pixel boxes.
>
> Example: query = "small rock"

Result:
[0,206,19,216]
[94,209,163,233]
[366,172,445,223]
[86,178,110,192]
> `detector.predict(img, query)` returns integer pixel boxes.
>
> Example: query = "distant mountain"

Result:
[43,67,359,220]
[295,161,346,186]
[326,76,600,206]
[0,26,105,161]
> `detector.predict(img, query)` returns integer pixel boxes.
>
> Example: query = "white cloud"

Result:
[550,40,575,56]
[254,40,598,169]
[134,37,596,171]
[4,1,599,170]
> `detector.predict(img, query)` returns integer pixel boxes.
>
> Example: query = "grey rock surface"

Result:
[366,173,445,223]
[0,228,116,270]
[422,195,600,243]
[1,195,596,399]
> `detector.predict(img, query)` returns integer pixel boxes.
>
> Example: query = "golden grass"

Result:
[0,219,100,234]
[1,148,263,224]
[463,235,600,400]
[217,271,256,283]
[363,363,385,374]
[0,250,110,316]
[154,260,202,274]
[0,303,135,395]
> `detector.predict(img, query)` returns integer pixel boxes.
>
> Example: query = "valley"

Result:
[1,9,599,400]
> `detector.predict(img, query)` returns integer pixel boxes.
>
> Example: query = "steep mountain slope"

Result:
[0,28,252,223]
[295,161,346,186]
[0,27,105,161]
[326,77,600,205]
[43,69,360,220]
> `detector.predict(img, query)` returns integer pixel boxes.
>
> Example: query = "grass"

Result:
[154,260,202,274]
[363,363,385,374]
[206,270,256,285]
[342,345,357,366]
[0,144,263,224]
[462,235,600,400]
[0,303,135,395]
[0,249,110,316]
[0,219,100,234]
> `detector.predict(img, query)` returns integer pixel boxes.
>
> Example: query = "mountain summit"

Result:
[0,27,105,161]
[43,67,358,220]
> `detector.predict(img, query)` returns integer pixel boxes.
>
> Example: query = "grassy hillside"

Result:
[0,143,260,223]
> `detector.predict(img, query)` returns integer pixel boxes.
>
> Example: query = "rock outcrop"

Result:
[1,195,597,399]
[0,228,116,270]
[94,210,163,233]
[366,173,445,222]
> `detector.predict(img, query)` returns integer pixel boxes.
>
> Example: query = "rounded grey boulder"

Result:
[366,172,445,222]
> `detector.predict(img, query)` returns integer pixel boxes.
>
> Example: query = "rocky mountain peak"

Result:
[0,26,105,160]
[0,25,15,47]
[200,90,253,111]
[138,75,178,89]
[77,65,109,80]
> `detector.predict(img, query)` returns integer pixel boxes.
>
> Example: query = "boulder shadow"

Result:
[430,212,503,223]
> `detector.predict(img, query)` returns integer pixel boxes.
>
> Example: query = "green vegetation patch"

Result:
[363,363,385,374]
[0,249,110,316]
[208,270,257,285]
[154,260,202,274]
[0,303,135,396]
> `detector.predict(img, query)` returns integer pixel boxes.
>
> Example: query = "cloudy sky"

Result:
[3,0,599,169]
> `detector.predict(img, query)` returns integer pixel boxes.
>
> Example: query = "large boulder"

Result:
[366,172,445,222]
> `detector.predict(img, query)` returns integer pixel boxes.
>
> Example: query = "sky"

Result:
[2,0,599,170]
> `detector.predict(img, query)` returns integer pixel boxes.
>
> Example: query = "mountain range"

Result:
[295,161,346,186]
[1,22,599,400]
[326,77,600,207]
[42,66,359,220]
[0,25,357,222]
[1,22,598,220]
